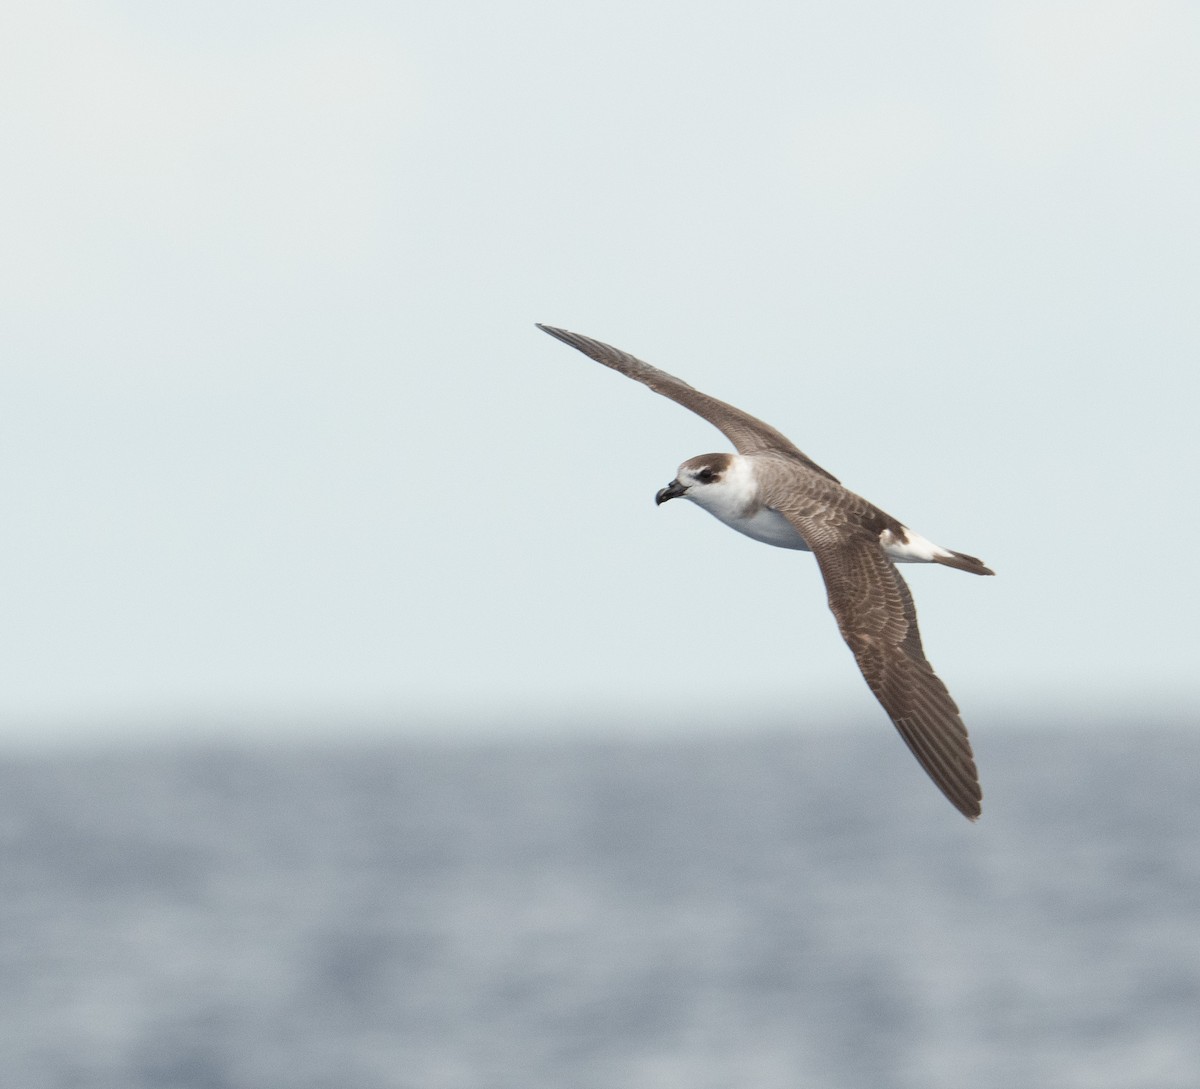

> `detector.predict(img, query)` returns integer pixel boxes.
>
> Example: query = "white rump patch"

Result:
[880,527,953,565]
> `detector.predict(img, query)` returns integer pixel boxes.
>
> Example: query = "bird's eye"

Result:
[696,468,715,483]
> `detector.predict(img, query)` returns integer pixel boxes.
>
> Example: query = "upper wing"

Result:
[537,324,839,482]
[784,514,983,820]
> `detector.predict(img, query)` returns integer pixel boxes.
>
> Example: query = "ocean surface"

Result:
[2,722,1198,1089]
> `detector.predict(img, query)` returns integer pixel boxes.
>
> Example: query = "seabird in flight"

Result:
[538,323,993,820]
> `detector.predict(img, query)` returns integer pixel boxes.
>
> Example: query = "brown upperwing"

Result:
[537,325,839,482]
[759,466,982,820]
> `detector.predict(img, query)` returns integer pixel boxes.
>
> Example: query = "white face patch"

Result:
[677,452,732,489]
[678,455,754,511]
[672,455,809,551]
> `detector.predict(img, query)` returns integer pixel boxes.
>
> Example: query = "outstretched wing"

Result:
[537,324,838,482]
[789,518,983,820]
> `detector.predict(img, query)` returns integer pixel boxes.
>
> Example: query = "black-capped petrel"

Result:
[538,323,994,821]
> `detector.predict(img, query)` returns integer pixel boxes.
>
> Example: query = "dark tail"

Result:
[934,550,995,576]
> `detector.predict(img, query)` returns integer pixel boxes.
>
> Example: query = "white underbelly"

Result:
[706,497,949,564]
[723,506,811,551]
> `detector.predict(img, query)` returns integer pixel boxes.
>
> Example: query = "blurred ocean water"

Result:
[2,723,1198,1089]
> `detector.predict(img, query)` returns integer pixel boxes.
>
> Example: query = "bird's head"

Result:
[655,452,737,509]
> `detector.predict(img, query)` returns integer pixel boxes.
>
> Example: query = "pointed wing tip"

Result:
[933,768,983,822]
[923,770,981,822]
[945,773,983,821]
[536,323,594,354]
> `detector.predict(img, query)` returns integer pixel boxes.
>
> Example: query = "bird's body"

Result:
[673,449,984,568]
[537,324,993,820]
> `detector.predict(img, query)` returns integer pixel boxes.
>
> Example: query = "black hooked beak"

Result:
[655,479,688,506]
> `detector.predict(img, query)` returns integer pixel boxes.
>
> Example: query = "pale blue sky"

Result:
[2,1,1197,743]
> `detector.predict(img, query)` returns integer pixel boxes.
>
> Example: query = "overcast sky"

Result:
[2,1,1197,744]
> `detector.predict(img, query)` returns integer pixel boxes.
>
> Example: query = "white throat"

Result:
[684,455,812,552]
